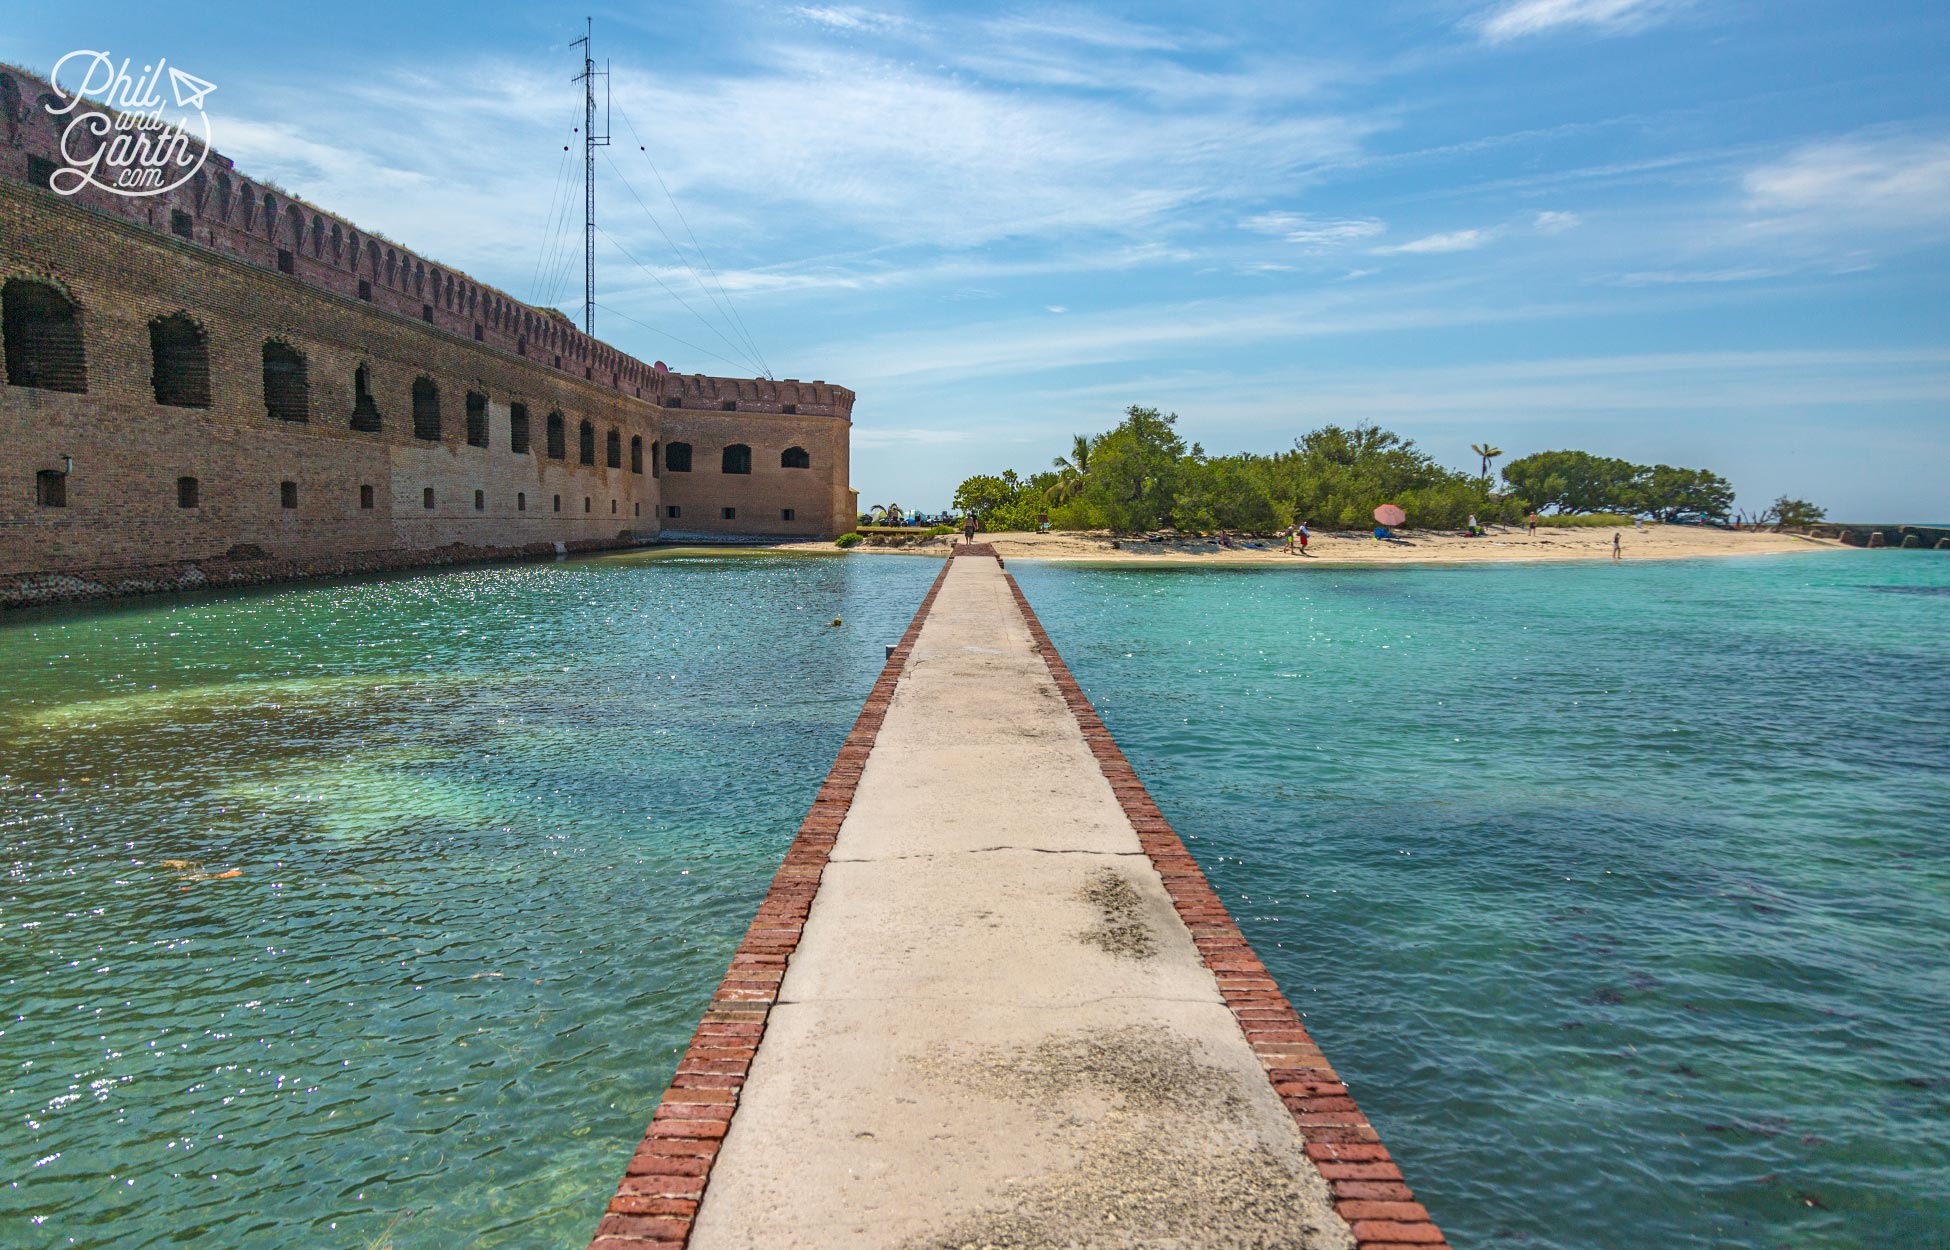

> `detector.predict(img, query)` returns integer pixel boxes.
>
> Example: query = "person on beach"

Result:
[1612,531,1623,561]
[1527,512,1539,535]
[1298,521,1311,556]
[1284,525,1296,554]
[1467,513,1479,537]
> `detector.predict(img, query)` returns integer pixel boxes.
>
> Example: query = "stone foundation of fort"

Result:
[0,65,857,608]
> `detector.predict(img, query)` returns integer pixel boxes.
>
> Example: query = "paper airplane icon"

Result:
[168,67,217,110]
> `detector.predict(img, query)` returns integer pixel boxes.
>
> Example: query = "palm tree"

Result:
[1052,433,1092,478]
[1471,442,1504,482]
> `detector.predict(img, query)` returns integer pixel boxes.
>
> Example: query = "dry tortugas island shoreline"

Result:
[3,12,1946,1250]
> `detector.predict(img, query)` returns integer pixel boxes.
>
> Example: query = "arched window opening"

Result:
[262,340,308,422]
[579,419,595,466]
[606,427,621,469]
[630,435,643,474]
[546,411,566,460]
[465,391,489,447]
[411,376,440,441]
[351,364,382,431]
[665,441,692,473]
[781,445,811,470]
[721,443,752,475]
[3,279,88,393]
[148,312,210,408]
[509,402,531,454]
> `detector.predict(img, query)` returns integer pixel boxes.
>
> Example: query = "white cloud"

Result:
[1607,268,1786,286]
[793,6,909,34]
[1046,305,1069,313]
[1533,210,1581,233]
[1475,0,1677,42]
[1374,228,1494,255]
[1242,212,1387,249]
[1744,133,1950,233]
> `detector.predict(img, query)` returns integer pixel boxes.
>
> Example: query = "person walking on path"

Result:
[1612,531,1623,562]
[962,513,978,546]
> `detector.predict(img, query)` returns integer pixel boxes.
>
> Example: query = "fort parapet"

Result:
[0,64,857,606]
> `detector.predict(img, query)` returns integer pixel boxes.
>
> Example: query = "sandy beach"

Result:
[778,524,1843,565]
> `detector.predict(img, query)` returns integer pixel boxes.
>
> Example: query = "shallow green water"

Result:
[5,549,1945,1249]
[0,551,939,1249]
[1011,551,1949,1250]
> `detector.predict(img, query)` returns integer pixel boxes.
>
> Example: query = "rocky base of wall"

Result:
[1,537,643,611]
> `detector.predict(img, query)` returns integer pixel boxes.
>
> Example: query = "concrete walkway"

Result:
[684,556,1354,1249]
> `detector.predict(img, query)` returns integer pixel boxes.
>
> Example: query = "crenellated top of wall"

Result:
[0,63,853,420]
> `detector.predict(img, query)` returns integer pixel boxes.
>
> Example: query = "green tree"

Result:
[1471,442,1503,481]
[1636,465,1734,522]
[1769,496,1827,529]
[1502,450,1641,514]
[1078,406,1188,532]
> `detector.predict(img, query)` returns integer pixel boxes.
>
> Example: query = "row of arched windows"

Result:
[1,280,650,476]
[657,442,813,474]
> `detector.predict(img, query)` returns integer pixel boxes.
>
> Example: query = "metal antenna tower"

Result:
[571,17,610,337]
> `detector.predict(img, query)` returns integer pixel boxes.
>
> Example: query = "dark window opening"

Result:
[630,435,643,474]
[28,155,58,190]
[360,484,375,509]
[262,340,309,422]
[782,508,796,521]
[583,496,591,513]
[518,492,526,511]
[358,279,372,302]
[474,489,484,511]
[721,443,752,475]
[781,403,796,414]
[610,498,617,514]
[411,376,440,441]
[606,427,621,469]
[546,411,566,460]
[422,304,434,323]
[277,249,295,274]
[351,364,382,431]
[148,312,211,408]
[509,403,531,453]
[170,210,194,239]
[423,486,435,509]
[651,440,661,477]
[553,494,561,512]
[720,398,737,411]
[666,504,681,519]
[3,279,88,393]
[35,469,66,507]
[465,391,489,447]
[634,502,640,516]
[280,480,298,509]
[722,506,737,520]
[578,419,595,466]
[665,441,692,472]
[474,324,484,341]
[663,396,683,408]
[781,445,811,469]
[177,476,199,508]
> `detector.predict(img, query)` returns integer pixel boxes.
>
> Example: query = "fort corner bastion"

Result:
[0,64,858,608]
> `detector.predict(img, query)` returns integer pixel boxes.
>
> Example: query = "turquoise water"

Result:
[1011,551,1949,1250]
[0,552,940,1249]
[4,550,1945,1250]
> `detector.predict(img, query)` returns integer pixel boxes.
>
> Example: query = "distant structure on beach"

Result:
[0,64,858,608]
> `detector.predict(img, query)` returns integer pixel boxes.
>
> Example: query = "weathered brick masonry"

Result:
[0,64,855,607]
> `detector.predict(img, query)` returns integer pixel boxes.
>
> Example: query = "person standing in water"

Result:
[1612,531,1623,561]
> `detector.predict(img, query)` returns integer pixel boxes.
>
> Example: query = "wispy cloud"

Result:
[1474,0,1679,43]
[1242,212,1387,249]
[1533,210,1582,233]
[1744,132,1950,234]
[1375,228,1495,254]
[793,6,910,34]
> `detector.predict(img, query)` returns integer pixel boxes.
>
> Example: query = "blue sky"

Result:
[12,1,1949,518]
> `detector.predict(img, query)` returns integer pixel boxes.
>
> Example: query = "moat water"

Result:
[3,550,1945,1249]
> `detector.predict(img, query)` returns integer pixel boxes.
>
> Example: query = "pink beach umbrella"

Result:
[1374,503,1407,527]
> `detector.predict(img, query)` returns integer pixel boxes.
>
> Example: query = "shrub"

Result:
[925,524,954,537]
[834,532,863,548]
[1537,512,1636,527]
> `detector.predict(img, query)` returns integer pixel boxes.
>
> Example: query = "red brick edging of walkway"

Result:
[586,556,956,1250]
[1003,565,1452,1250]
